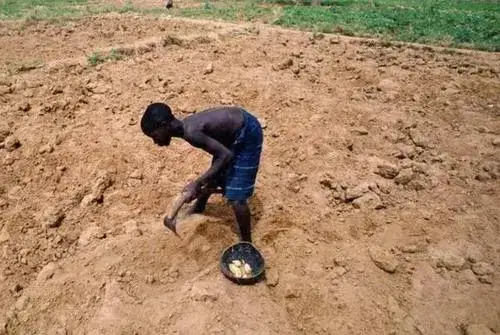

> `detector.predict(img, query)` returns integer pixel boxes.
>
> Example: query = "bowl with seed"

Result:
[220,242,265,285]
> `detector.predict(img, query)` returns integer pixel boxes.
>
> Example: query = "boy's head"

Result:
[141,102,177,146]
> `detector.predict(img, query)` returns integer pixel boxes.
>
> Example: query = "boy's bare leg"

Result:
[192,193,211,213]
[191,178,222,214]
[230,200,252,242]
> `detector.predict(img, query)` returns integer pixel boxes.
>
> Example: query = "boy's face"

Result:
[150,126,172,146]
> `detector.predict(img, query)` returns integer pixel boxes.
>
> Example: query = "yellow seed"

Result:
[232,260,242,267]
[243,263,252,274]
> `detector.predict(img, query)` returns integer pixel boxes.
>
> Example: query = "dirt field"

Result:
[0,12,499,335]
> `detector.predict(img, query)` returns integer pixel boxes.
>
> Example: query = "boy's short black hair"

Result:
[141,102,174,136]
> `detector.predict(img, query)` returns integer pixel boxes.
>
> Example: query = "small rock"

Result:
[13,283,23,292]
[0,227,10,245]
[408,179,426,191]
[376,180,392,194]
[17,102,31,112]
[369,247,399,273]
[400,159,413,169]
[266,268,279,287]
[334,256,348,267]
[203,63,214,75]
[345,137,354,151]
[409,129,430,148]
[412,163,429,176]
[23,90,34,98]
[395,144,416,159]
[80,194,98,207]
[37,262,57,281]
[4,136,21,152]
[492,138,500,147]
[145,275,155,284]
[42,207,65,228]
[38,144,54,154]
[400,244,418,253]
[475,172,491,182]
[285,285,300,298]
[127,168,142,180]
[333,266,347,277]
[276,58,293,71]
[375,163,400,179]
[471,262,494,276]
[478,276,493,284]
[437,253,465,271]
[15,295,29,311]
[465,246,482,263]
[319,174,336,190]
[394,169,414,185]
[465,324,495,335]
[0,123,11,143]
[81,172,114,206]
[345,183,370,200]
[459,269,477,284]
[352,192,383,210]
[51,86,64,95]
[351,126,368,135]
[78,225,105,247]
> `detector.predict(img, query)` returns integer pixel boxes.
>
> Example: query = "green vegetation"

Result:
[272,0,500,51]
[87,49,123,66]
[0,0,498,51]
[178,2,274,22]
[0,0,141,20]
[0,0,87,20]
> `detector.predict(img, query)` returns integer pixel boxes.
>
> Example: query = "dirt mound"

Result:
[0,15,499,335]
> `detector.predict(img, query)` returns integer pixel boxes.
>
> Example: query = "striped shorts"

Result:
[221,110,263,201]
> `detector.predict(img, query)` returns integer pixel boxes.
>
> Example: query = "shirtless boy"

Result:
[140,103,263,242]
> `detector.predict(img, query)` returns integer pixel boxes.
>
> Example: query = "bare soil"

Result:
[0,12,499,335]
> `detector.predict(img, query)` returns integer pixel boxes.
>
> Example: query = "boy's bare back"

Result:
[182,106,245,149]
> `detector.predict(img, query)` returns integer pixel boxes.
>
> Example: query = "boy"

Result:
[140,102,263,242]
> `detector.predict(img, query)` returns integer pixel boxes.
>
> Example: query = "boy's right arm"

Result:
[183,130,233,201]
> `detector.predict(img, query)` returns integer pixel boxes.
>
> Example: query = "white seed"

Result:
[228,264,242,278]
[243,263,252,274]
[232,260,242,267]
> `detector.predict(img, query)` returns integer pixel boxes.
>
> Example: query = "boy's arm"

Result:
[184,130,233,200]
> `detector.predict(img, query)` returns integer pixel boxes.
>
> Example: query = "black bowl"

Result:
[220,242,265,285]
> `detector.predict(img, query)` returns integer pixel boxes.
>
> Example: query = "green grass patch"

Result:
[0,0,144,21]
[273,0,500,51]
[87,49,123,66]
[0,0,88,20]
[177,1,274,22]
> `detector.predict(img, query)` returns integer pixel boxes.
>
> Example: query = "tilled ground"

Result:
[0,13,499,335]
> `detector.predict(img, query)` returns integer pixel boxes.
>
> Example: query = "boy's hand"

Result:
[183,181,201,203]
